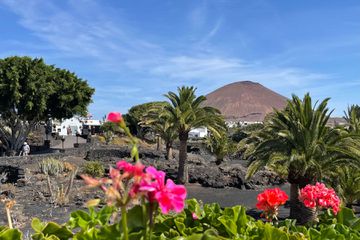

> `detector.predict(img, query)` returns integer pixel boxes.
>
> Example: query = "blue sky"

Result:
[0,0,359,118]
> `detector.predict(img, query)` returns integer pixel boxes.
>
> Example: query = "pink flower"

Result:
[139,166,187,214]
[107,112,123,123]
[299,182,341,215]
[82,161,187,214]
[192,212,199,220]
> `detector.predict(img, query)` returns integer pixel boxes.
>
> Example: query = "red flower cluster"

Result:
[256,188,288,221]
[82,160,187,214]
[299,182,340,214]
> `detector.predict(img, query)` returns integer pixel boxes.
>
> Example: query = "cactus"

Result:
[38,158,64,176]
[47,168,78,206]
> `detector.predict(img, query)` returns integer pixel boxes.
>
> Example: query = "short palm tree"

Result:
[246,93,360,224]
[344,104,360,133]
[164,86,225,183]
[141,104,178,160]
[327,166,360,207]
[205,132,235,165]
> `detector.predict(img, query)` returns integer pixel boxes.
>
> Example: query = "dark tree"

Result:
[0,56,94,155]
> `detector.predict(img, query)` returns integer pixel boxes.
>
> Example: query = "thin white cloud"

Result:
[188,0,208,28]
[0,0,337,116]
[197,18,223,45]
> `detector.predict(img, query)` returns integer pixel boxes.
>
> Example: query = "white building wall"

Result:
[189,127,208,138]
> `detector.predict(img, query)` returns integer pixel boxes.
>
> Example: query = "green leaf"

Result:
[32,218,45,233]
[41,222,73,240]
[126,205,145,231]
[0,228,22,240]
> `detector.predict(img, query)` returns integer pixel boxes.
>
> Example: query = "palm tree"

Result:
[164,86,225,184]
[246,93,360,224]
[344,104,360,133]
[141,104,178,160]
[205,132,235,165]
[327,166,360,207]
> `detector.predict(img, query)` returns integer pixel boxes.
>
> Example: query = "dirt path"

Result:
[52,136,86,149]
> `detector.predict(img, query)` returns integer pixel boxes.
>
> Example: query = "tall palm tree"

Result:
[164,86,225,184]
[246,93,360,224]
[141,104,178,160]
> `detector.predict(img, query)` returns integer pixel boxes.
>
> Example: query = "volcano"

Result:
[204,81,288,122]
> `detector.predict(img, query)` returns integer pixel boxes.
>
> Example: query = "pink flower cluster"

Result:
[299,182,340,214]
[82,160,187,214]
[256,188,288,221]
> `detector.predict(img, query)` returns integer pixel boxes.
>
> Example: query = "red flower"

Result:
[116,160,145,178]
[107,112,123,123]
[256,188,288,221]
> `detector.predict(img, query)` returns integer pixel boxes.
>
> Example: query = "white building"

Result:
[52,117,83,136]
[189,127,208,138]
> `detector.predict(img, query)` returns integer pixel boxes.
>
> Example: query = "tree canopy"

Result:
[123,101,169,138]
[0,56,94,154]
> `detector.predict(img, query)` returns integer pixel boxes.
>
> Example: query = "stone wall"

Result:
[0,143,90,184]
[0,143,89,167]
[85,147,164,161]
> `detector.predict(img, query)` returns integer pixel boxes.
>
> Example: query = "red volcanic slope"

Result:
[204,81,288,122]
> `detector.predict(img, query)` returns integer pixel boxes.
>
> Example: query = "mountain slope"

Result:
[204,81,287,122]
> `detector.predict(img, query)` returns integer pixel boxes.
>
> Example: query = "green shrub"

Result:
[82,161,105,177]
[38,158,64,176]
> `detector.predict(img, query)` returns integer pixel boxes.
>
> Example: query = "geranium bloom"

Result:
[116,160,145,179]
[107,112,123,123]
[256,188,288,220]
[299,182,340,214]
[82,161,187,214]
[139,166,187,214]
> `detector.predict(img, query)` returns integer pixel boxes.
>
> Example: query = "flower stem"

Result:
[121,206,128,240]
[142,201,148,240]
[6,208,12,229]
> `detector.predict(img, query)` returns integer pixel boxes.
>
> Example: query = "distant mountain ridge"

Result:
[204,81,288,122]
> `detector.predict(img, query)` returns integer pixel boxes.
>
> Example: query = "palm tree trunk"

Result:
[177,132,188,184]
[166,142,173,160]
[289,183,317,224]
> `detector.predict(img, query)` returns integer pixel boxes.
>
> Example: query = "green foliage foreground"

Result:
[1,199,359,239]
